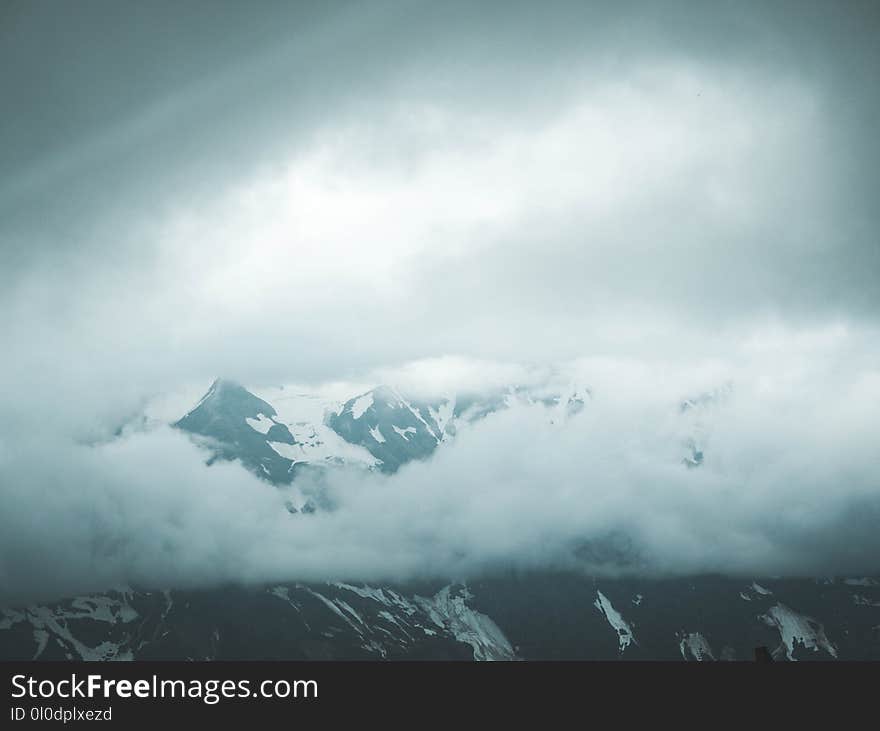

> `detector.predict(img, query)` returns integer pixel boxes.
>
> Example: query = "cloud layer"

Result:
[1,1,879,603]
[2,338,879,605]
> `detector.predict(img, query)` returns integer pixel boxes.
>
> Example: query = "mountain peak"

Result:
[174,379,296,484]
[181,379,277,422]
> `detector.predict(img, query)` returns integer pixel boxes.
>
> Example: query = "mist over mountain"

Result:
[3,364,879,661]
[1,1,879,660]
[1,347,878,610]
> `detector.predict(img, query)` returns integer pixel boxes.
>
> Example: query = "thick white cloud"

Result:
[2,332,879,605]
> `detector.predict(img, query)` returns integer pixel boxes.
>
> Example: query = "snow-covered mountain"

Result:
[327,385,447,473]
[175,379,304,483]
[4,575,879,661]
[0,582,513,661]
[173,378,588,483]
[3,378,879,661]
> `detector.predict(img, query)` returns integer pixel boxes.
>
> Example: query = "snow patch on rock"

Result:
[760,603,837,660]
[594,590,636,653]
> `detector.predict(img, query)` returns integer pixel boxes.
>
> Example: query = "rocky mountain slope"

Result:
[3,575,878,661]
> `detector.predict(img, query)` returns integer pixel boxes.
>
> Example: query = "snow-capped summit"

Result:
[174,379,299,483]
[327,385,447,473]
[174,378,594,485]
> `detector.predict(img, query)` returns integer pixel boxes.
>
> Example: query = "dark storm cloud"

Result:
[2,1,878,345]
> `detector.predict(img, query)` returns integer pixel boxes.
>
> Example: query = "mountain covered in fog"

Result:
[2,379,879,662]
[173,377,588,486]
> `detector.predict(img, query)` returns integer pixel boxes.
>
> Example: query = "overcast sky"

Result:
[1,1,879,602]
